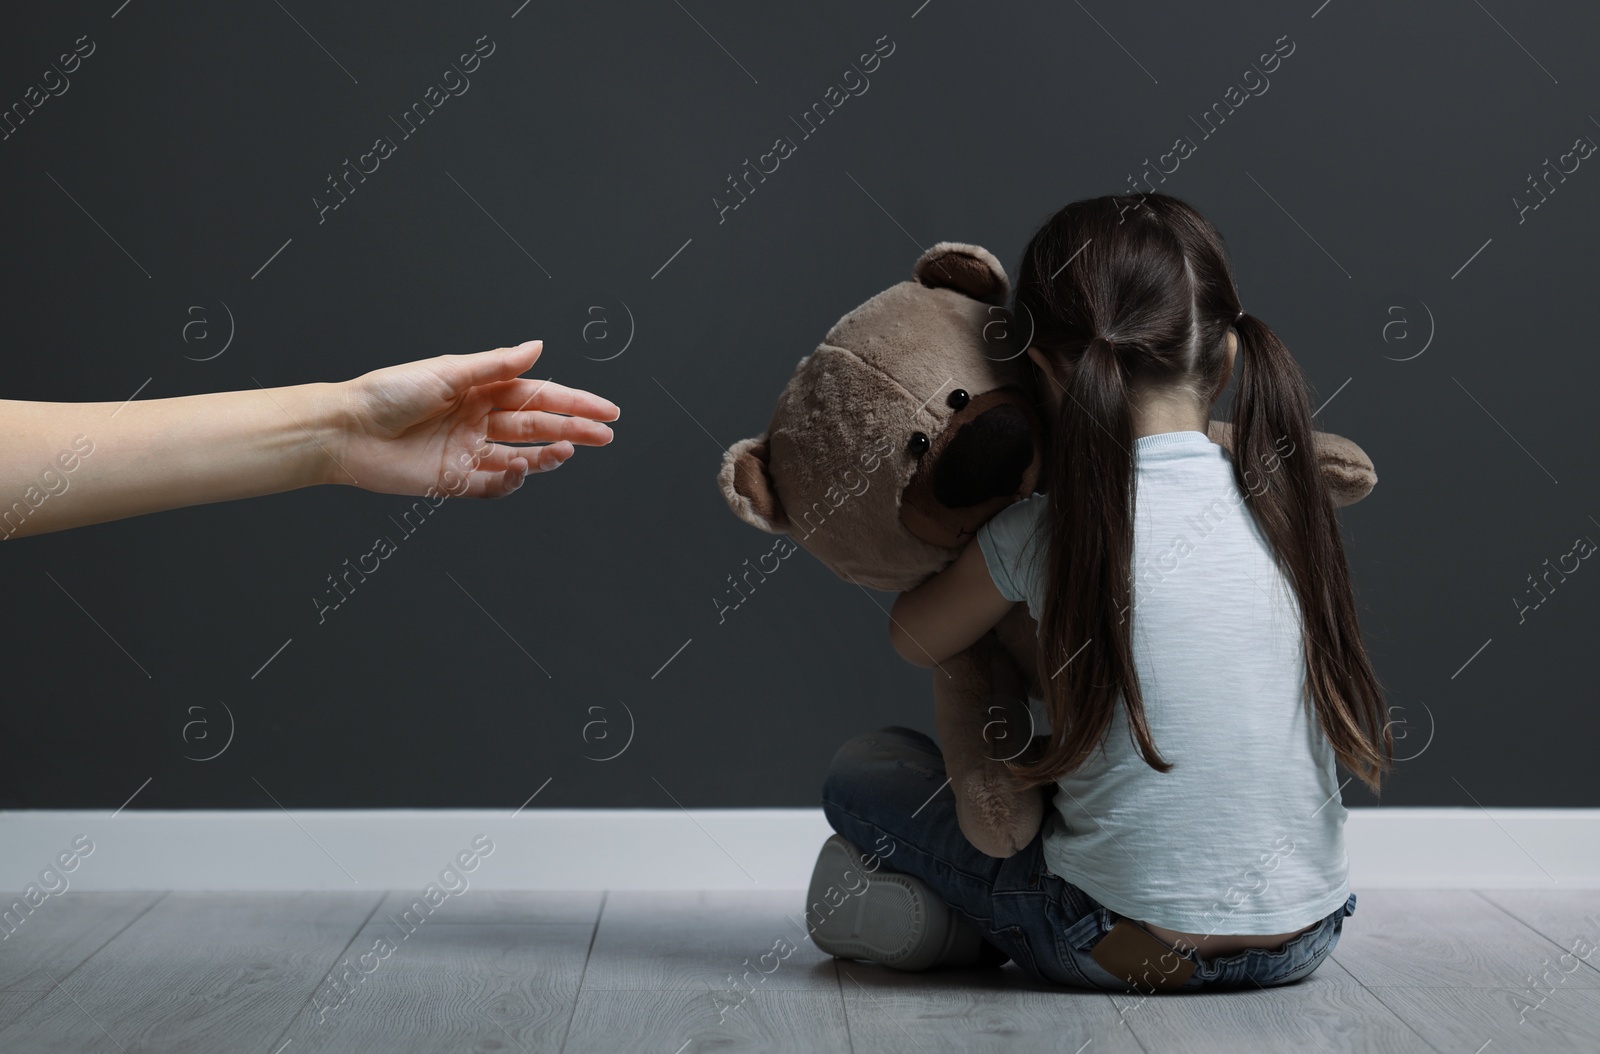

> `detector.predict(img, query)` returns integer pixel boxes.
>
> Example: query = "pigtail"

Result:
[1233,313,1393,792]
[1014,335,1172,785]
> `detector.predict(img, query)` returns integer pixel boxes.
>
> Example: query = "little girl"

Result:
[806,192,1391,991]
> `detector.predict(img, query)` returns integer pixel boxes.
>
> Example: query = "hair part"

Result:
[1010,192,1392,794]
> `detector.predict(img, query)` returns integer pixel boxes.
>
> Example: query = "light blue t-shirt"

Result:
[976,430,1350,934]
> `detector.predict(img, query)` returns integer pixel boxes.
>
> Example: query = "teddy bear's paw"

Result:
[954,769,1045,859]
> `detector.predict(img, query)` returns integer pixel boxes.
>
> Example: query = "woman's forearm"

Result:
[0,383,343,540]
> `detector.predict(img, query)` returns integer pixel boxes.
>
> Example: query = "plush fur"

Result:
[719,242,1377,858]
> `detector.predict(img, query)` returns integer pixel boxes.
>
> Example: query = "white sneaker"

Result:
[804,835,986,971]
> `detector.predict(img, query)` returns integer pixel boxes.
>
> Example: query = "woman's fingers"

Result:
[467,441,574,473]
[456,444,573,498]
[459,465,528,500]
[481,377,620,422]
[432,344,622,429]
[441,341,545,390]
[485,409,614,446]
[473,458,531,500]
[526,441,574,472]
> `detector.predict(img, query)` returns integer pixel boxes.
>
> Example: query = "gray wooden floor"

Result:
[1,889,1597,1052]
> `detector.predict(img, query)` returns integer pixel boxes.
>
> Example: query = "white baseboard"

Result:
[1,808,1596,892]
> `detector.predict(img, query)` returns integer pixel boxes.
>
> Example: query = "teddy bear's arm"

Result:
[1205,421,1376,507]
[935,629,1045,858]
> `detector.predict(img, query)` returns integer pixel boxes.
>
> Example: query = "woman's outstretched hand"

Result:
[0,339,621,539]
[333,340,620,499]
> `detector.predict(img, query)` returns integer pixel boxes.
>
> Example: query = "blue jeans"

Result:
[820,726,1356,991]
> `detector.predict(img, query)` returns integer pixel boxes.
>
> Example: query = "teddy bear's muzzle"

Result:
[932,403,1035,508]
[899,388,1043,551]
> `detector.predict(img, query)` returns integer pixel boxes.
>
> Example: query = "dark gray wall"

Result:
[1,0,1594,811]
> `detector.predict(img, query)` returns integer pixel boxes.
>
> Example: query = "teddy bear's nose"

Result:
[931,404,1033,508]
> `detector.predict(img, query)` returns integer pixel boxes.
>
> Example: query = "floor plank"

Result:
[273,922,594,1053]
[0,892,378,1054]
[1287,951,1365,987]
[1476,889,1600,981]
[0,892,164,994]
[841,961,1069,994]
[4,888,1591,1052]
[841,964,1140,1054]
[372,889,601,926]
[0,991,47,1042]
[1107,962,1437,1054]
[564,990,850,1054]
[582,891,838,992]
[1367,986,1600,1054]
[1332,889,1600,988]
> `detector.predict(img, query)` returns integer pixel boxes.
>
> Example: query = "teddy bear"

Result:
[718,242,1377,858]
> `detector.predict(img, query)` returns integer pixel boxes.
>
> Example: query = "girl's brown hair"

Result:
[1011,192,1391,792]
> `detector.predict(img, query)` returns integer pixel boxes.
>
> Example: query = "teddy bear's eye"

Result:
[907,432,930,456]
[946,389,970,411]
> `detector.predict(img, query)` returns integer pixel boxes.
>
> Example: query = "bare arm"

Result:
[0,341,619,540]
[888,540,1014,667]
[1,383,345,538]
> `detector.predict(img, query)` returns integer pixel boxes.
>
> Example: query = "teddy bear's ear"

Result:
[718,435,789,534]
[912,242,1010,306]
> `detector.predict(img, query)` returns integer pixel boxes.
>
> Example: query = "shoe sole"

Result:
[804,835,977,971]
